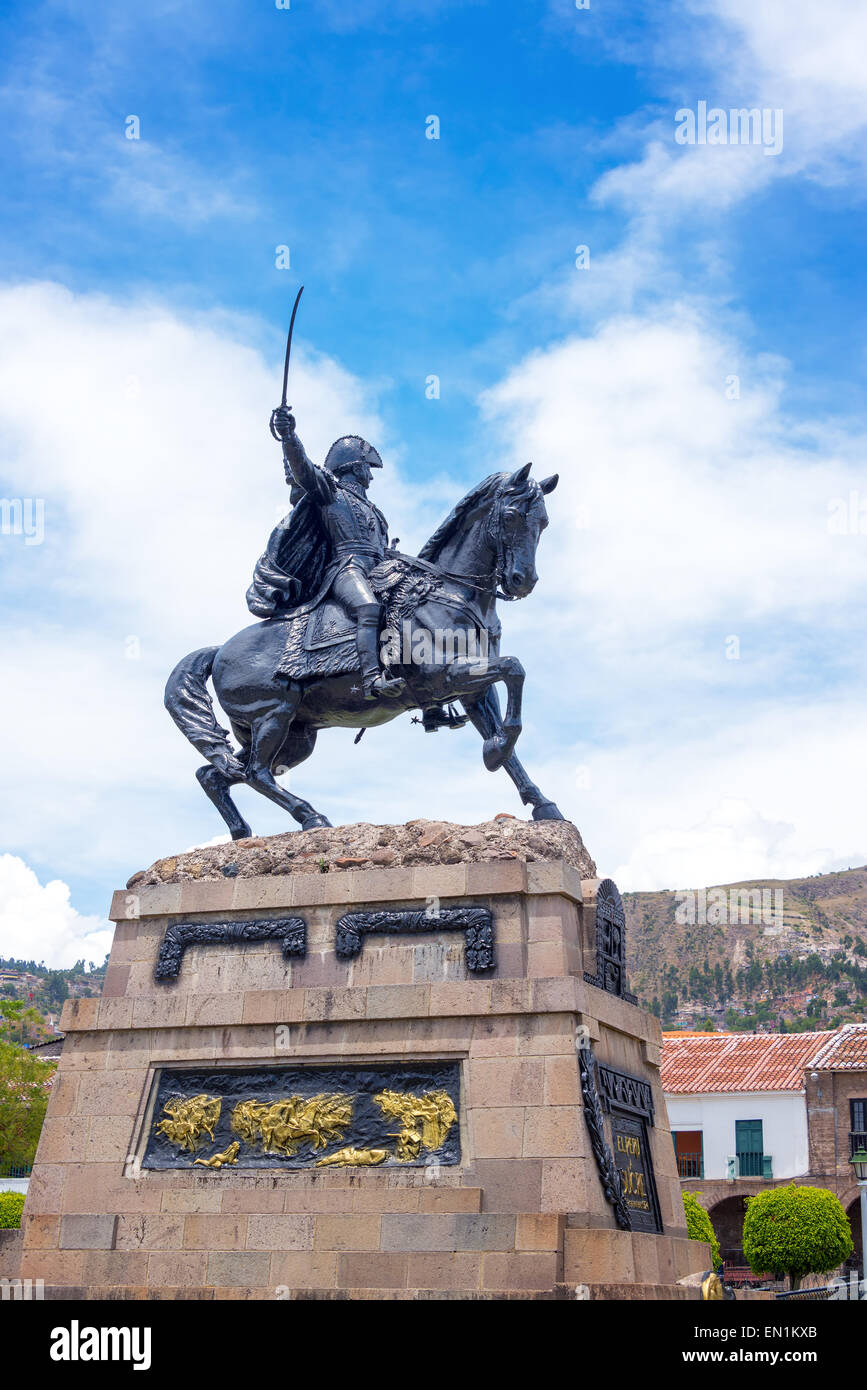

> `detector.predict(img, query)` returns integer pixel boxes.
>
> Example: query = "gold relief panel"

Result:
[143,1063,461,1171]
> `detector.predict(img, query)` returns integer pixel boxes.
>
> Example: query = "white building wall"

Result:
[665,1090,808,1180]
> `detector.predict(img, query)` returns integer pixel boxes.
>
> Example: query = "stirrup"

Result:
[418,703,469,733]
[363,672,406,700]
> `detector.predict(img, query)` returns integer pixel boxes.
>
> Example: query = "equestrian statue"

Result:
[165,289,565,838]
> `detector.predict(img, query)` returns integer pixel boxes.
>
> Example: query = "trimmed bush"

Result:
[0,1191,25,1228]
[682,1190,721,1269]
[743,1183,853,1290]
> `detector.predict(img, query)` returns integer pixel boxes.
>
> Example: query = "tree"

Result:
[682,1191,721,1270]
[0,1039,55,1170]
[0,999,46,1047]
[742,1184,853,1290]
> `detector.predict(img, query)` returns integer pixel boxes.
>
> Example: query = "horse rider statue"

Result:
[246,405,407,701]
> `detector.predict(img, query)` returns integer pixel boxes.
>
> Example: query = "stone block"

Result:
[491,943,527,980]
[86,1115,134,1165]
[481,1251,557,1291]
[81,1251,149,1285]
[270,1251,338,1290]
[131,994,188,1029]
[529,978,580,1014]
[343,866,415,903]
[20,1250,86,1285]
[60,997,100,1032]
[115,1215,185,1252]
[241,989,305,1025]
[489,978,531,1012]
[526,863,570,897]
[348,946,416,988]
[45,1072,79,1118]
[527,941,572,979]
[467,1057,545,1108]
[470,1016,519,1058]
[466,860,527,895]
[179,878,236,914]
[429,981,491,1016]
[59,1214,118,1251]
[22,1162,65,1215]
[146,1251,208,1285]
[75,1070,142,1117]
[543,1054,581,1106]
[206,1251,271,1287]
[184,994,244,1027]
[469,1107,525,1159]
[405,1252,482,1290]
[97,998,134,1030]
[540,1158,593,1215]
[348,1187,419,1213]
[522,1106,582,1159]
[246,1215,315,1251]
[471,1158,543,1214]
[409,864,468,899]
[102,962,131,998]
[22,1215,60,1250]
[631,1232,660,1285]
[136,883,183,918]
[221,1188,285,1215]
[381,1213,516,1252]
[303,986,367,1023]
[35,1117,89,1165]
[336,1252,407,1289]
[314,1214,382,1250]
[416,1187,482,1214]
[516,1214,562,1251]
[563,1227,634,1284]
[365,984,430,1020]
[161,1189,224,1214]
[183,1215,248,1251]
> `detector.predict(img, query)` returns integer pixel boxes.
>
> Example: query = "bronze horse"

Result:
[165,463,564,838]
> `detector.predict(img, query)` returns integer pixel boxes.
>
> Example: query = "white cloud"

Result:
[0,855,112,968]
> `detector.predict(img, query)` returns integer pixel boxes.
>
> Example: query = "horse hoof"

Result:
[532,801,566,822]
[300,814,332,830]
[231,823,254,841]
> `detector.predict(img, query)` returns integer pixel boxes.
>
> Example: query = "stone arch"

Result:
[707,1194,751,1264]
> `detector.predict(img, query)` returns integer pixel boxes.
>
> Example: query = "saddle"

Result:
[275,556,438,682]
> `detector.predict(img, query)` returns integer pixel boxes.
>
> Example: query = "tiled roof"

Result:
[805,1024,867,1071]
[661,1031,835,1094]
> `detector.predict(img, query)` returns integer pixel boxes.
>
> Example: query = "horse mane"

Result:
[418,472,512,564]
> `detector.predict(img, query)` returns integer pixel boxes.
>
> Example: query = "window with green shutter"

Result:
[735,1118,764,1176]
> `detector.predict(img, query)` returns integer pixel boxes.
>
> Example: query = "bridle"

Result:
[440,484,534,602]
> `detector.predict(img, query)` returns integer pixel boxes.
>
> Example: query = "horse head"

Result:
[491,462,559,599]
[419,462,559,601]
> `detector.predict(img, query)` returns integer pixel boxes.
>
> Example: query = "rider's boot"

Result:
[356,604,406,700]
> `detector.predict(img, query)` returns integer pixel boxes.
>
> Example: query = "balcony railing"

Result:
[848,1130,867,1158]
[728,1154,773,1179]
[0,1161,32,1179]
[677,1154,704,1178]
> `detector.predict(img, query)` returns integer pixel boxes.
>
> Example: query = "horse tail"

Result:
[164,647,243,774]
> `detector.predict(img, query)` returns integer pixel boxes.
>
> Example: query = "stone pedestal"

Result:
[18,820,707,1299]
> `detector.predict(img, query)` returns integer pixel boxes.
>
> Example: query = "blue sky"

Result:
[1,0,865,964]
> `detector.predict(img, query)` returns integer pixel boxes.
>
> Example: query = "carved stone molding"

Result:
[154,917,307,982]
[335,906,495,972]
[583,878,637,1003]
[578,1044,632,1231]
